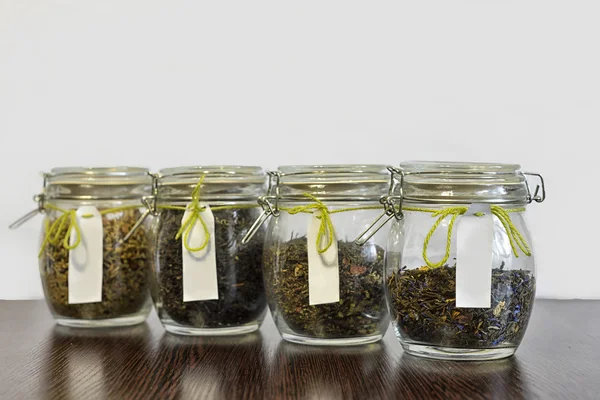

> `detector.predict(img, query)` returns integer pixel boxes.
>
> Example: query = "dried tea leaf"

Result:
[265,238,387,339]
[387,265,535,348]
[155,208,266,328]
[40,209,151,320]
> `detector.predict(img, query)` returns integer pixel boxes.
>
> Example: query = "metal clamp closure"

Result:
[523,172,546,204]
[120,173,159,243]
[241,171,281,244]
[354,166,404,245]
[9,173,50,229]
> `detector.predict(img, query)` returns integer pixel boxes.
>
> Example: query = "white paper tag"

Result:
[182,204,219,302]
[68,206,103,304]
[456,203,494,308]
[308,212,340,305]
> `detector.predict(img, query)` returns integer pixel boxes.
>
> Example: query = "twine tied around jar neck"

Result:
[38,204,142,257]
[281,194,335,254]
[157,175,259,252]
[279,193,382,254]
[403,205,532,269]
[171,174,210,252]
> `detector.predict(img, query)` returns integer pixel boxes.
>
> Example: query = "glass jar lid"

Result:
[276,164,390,202]
[157,165,267,202]
[399,161,536,205]
[44,166,153,200]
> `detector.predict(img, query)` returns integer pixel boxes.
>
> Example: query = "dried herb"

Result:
[155,208,266,328]
[264,238,386,338]
[387,264,535,348]
[40,209,151,320]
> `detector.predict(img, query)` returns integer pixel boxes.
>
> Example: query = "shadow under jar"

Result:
[151,166,268,336]
[384,162,545,360]
[256,165,391,346]
[31,167,154,327]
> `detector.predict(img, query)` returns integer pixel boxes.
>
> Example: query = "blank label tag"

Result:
[182,204,219,302]
[68,206,103,304]
[456,203,494,308]
[308,212,340,305]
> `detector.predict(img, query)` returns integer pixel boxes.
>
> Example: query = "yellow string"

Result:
[174,174,211,252]
[154,175,262,252]
[279,195,382,254]
[280,194,335,254]
[38,204,142,257]
[169,176,262,252]
[403,205,531,268]
[159,204,258,212]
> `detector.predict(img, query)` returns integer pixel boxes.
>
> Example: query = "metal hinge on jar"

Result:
[523,172,546,203]
[241,171,281,244]
[9,173,50,229]
[354,167,547,246]
[354,166,404,245]
[120,174,160,243]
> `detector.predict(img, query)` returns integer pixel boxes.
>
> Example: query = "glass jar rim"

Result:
[159,165,265,179]
[275,164,390,202]
[47,166,152,184]
[398,160,530,205]
[157,165,267,201]
[400,161,521,174]
[43,166,153,200]
[278,164,389,178]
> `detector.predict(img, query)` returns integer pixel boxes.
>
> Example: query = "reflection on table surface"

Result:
[393,354,532,399]
[45,324,152,399]
[154,331,267,399]
[36,316,537,400]
[3,299,597,399]
[272,341,391,400]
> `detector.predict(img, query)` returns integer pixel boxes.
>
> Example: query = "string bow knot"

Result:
[176,175,211,252]
[38,205,137,257]
[38,205,82,257]
[285,193,335,254]
[405,205,532,268]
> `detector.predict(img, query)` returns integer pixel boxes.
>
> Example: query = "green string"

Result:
[160,175,259,253]
[403,205,532,269]
[280,194,382,254]
[281,194,335,254]
[38,204,142,258]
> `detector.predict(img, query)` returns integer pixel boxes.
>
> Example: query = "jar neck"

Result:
[44,198,145,209]
[402,200,529,208]
[156,198,259,207]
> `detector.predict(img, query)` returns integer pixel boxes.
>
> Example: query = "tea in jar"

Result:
[11,167,154,327]
[360,162,545,360]
[149,166,268,335]
[245,165,392,346]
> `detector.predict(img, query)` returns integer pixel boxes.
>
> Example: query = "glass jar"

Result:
[11,167,154,327]
[151,166,268,336]
[253,165,391,346]
[381,162,545,360]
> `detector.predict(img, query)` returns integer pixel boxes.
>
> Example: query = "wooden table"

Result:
[0,300,597,399]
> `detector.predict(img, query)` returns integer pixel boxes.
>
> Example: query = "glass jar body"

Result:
[386,203,536,360]
[152,202,267,335]
[264,203,389,346]
[39,199,153,327]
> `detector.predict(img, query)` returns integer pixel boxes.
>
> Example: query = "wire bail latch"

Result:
[523,172,546,204]
[120,173,159,243]
[241,171,281,244]
[354,166,404,245]
[9,173,50,229]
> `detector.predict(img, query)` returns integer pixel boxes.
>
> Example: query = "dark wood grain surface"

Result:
[0,300,598,399]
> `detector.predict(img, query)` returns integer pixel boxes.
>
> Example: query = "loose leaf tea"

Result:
[387,264,535,348]
[264,238,386,338]
[40,209,150,320]
[155,208,266,328]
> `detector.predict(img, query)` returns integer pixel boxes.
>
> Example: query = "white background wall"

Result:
[0,0,598,300]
